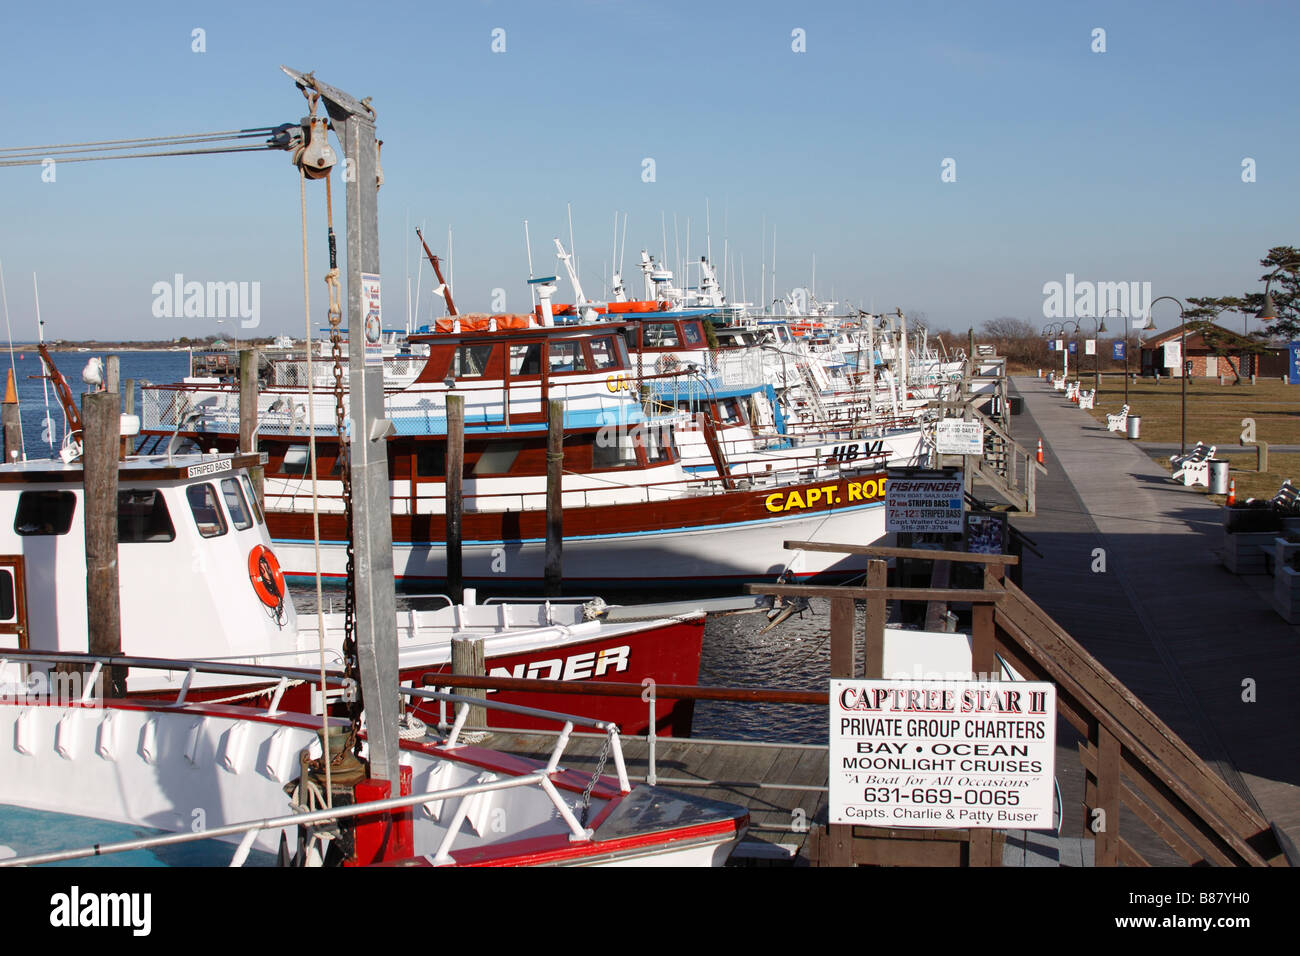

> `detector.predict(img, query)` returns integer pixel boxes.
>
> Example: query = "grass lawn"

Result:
[1064,373,1297,504]
[1077,373,1298,446]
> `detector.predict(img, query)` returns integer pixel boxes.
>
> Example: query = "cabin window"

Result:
[118,490,176,543]
[548,341,587,374]
[644,424,674,464]
[588,337,619,369]
[0,569,12,621]
[593,431,640,469]
[221,478,253,531]
[280,446,342,477]
[281,446,309,475]
[473,442,523,476]
[453,344,494,378]
[509,343,543,376]
[186,484,228,538]
[416,446,447,477]
[683,322,704,346]
[241,475,264,525]
[717,398,745,425]
[14,490,76,536]
[644,323,680,348]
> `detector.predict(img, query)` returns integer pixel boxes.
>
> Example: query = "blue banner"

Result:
[1047,340,1056,351]
[1289,341,1300,385]
[1067,341,1077,354]
[1112,341,1126,360]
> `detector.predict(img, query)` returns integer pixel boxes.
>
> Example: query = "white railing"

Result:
[0,649,630,868]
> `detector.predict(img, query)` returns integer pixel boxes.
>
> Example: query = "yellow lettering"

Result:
[847,483,863,502]
[606,375,619,393]
[765,493,784,513]
[860,479,877,498]
[806,488,822,506]
[786,490,805,511]
[823,484,838,505]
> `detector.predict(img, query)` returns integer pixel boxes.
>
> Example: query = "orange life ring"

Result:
[248,545,285,608]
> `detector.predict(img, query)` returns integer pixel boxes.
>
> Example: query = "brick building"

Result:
[1139,323,1270,379]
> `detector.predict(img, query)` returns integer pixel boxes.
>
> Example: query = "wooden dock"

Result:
[1003,376,1300,853]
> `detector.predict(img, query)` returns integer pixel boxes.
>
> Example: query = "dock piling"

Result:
[545,399,563,596]
[446,395,464,603]
[82,391,124,696]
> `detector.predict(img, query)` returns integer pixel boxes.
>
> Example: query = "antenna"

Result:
[34,273,54,448]
[524,219,536,308]
[0,260,22,459]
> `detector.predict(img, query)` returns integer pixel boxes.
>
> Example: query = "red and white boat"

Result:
[0,451,707,735]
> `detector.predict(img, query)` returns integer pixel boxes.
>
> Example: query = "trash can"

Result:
[1208,460,1229,495]
[1126,415,1141,439]
[1008,396,1023,416]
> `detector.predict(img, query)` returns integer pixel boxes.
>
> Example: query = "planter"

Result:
[1222,530,1275,574]
[1274,566,1300,624]
[1223,505,1284,534]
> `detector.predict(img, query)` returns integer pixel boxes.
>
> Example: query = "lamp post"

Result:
[1101,308,1128,404]
[1086,315,1108,397]
[1042,322,1064,381]
[1146,295,1188,455]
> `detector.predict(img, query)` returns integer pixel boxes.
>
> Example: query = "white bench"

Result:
[1170,442,1216,487]
[1106,405,1129,432]
[1078,389,1095,409]
[1053,377,1065,391]
[1064,381,1079,401]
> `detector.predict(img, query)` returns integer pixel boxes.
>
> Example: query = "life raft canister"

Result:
[248,545,285,608]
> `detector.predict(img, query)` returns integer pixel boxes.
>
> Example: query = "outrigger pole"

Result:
[282,66,402,791]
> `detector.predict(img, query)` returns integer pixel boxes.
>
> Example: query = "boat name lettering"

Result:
[605,373,633,394]
[827,440,885,464]
[488,644,631,683]
[765,478,887,513]
[187,459,233,478]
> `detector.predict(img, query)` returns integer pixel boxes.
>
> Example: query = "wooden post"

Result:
[238,349,263,503]
[545,399,563,596]
[450,636,486,728]
[1256,440,1269,474]
[830,597,855,679]
[82,391,124,696]
[445,395,464,604]
[862,559,887,679]
[105,356,127,459]
[2,369,20,463]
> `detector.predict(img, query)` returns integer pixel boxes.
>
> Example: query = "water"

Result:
[3,348,188,458]
[7,349,831,744]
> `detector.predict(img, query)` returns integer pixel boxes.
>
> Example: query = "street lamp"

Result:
[1100,308,1128,404]
[1145,295,1188,455]
[1085,315,1109,397]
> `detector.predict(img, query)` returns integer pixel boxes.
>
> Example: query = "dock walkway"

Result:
[1005,376,1300,850]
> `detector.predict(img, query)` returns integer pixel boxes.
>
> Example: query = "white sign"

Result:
[187,458,233,479]
[830,679,1057,829]
[1084,338,1095,356]
[886,473,964,533]
[1163,341,1181,369]
[362,273,383,368]
[935,420,984,457]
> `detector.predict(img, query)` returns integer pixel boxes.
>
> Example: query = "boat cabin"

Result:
[0,453,299,692]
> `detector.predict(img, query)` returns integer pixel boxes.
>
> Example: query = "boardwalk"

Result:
[1004,376,1300,852]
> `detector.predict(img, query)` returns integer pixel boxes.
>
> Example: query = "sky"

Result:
[0,0,1296,342]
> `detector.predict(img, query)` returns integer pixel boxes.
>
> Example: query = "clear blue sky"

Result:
[0,0,1296,341]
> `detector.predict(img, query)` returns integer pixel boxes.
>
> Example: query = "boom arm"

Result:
[36,342,83,436]
[415,227,457,316]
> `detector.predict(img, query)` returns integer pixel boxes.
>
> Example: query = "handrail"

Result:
[782,541,1019,565]
[419,673,828,705]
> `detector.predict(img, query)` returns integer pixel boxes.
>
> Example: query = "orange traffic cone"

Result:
[2,369,15,405]
[1036,439,1044,465]
[1227,479,1236,506]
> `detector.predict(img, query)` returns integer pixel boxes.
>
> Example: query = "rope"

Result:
[201,679,305,706]
[0,127,279,155]
[300,164,333,806]
[0,145,272,167]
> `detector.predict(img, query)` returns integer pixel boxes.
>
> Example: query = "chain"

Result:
[579,732,614,828]
[321,171,362,744]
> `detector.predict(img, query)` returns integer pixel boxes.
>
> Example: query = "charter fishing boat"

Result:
[0,448,708,734]
[135,318,894,588]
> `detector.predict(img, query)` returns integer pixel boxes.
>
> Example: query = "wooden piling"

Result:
[2,369,20,463]
[239,349,263,504]
[450,636,486,728]
[445,394,464,604]
[82,391,124,696]
[545,399,563,596]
